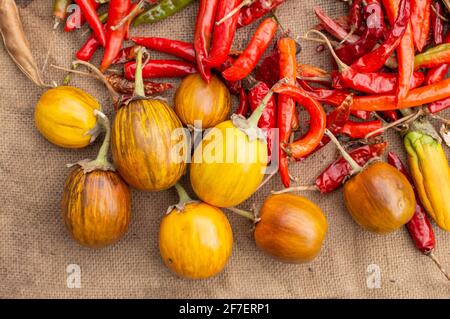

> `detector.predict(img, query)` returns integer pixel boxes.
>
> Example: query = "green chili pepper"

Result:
[132,0,194,27]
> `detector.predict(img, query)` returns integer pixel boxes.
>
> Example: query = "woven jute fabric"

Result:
[1,0,449,299]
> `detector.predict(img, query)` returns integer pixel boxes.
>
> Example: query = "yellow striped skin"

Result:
[112,99,188,191]
[61,167,131,248]
[159,202,233,279]
[34,86,100,148]
[190,120,268,207]
[175,74,231,129]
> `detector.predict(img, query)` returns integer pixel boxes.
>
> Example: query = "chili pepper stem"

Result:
[226,207,259,223]
[324,129,363,174]
[364,110,423,140]
[216,0,254,25]
[305,30,349,71]
[427,251,450,281]
[272,185,318,194]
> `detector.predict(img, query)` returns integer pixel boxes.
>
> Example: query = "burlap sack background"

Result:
[1,0,449,299]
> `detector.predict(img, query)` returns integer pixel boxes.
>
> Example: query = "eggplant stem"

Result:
[272,185,318,194]
[174,183,193,206]
[227,207,258,223]
[256,169,278,192]
[428,251,450,281]
[325,129,363,174]
[133,47,146,97]
[93,110,112,166]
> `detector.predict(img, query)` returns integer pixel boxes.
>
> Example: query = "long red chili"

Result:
[223,17,278,82]
[124,60,197,80]
[74,0,106,46]
[274,85,327,160]
[341,120,383,139]
[100,0,131,72]
[348,0,363,32]
[131,37,196,63]
[313,6,359,43]
[112,46,135,64]
[194,0,219,83]
[411,0,431,52]
[425,32,450,85]
[65,0,100,32]
[76,33,101,61]
[431,0,444,45]
[315,142,387,193]
[205,0,241,68]
[237,0,285,28]
[236,88,249,116]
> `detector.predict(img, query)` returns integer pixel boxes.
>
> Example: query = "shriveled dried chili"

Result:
[238,0,285,28]
[411,0,431,52]
[106,73,173,96]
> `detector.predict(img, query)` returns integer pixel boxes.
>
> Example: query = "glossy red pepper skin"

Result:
[131,37,195,63]
[76,34,101,61]
[274,85,327,160]
[314,6,359,43]
[194,0,219,83]
[387,152,435,254]
[223,18,278,82]
[237,0,285,28]
[205,0,241,68]
[315,142,387,193]
[236,88,249,117]
[65,0,100,32]
[74,0,106,46]
[379,110,398,122]
[341,120,383,139]
[431,1,444,45]
[100,0,131,72]
[411,0,432,52]
[248,82,277,159]
[124,60,197,80]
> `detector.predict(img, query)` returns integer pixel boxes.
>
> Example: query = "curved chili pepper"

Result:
[132,0,194,27]
[124,59,197,80]
[411,0,431,52]
[131,37,195,62]
[204,0,241,68]
[274,85,327,160]
[415,43,450,69]
[76,33,101,61]
[315,142,387,193]
[74,0,106,46]
[222,17,278,82]
[351,77,450,110]
[237,0,285,28]
[236,88,249,117]
[314,6,359,43]
[194,0,219,83]
[341,120,383,139]
[100,0,131,72]
[431,1,444,45]
[65,0,99,32]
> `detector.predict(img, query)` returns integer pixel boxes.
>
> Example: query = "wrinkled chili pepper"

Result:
[315,142,387,193]
[387,152,450,280]
[428,96,450,113]
[106,73,173,96]
[349,0,363,33]
[65,0,99,32]
[274,85,327,160]
[411,0,431,52]
[100,0,131,72]
[236,88,249,116]
[431,1,444,45]
[223,17,278,82]
[341,120,383,139]
[247,80,277,159]
[124,59,197,80]
[133,0,194,27]
[314,6,359,43]
[132,37,195,63]
[215,56,242,95]
[256,49,280,87]
[74,0,106,46]
[382,0,415,106]
[315,15,350,34]
[0,0,45,87]
[237,0,285,28]
[112,46,135,64]
[415,43,450,69]
[351,77,450,110]
[194,0,219,83]
[53,0,72,24]
[205,0,241,68]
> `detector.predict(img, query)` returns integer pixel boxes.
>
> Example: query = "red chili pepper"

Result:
[248,81,277,159]
[315,142,387,193]
[314,6,359,43]
[341,120,383,139]
[236,88,249,117]
[297,64,329,84]
[411,0,432,52]
[194,0,219,83]
[237,0,285,28]
[131,37,196,63]
[76,33,101,61]
[431,1,444,45]
[424,31,450,85]
[204,0,241,68]
[74,0,106,46]
[106,74,173,96]
[65,0,100,32]
[428,96,450,113]
[216,56,242,95]
[379,110,399,122]
[124,60,197,80]
[274,84,327,160]
[255,49,280,88]
[100,0,131,72]
[349,0,363,32]
[112,46,135,64]
[223,17,278,82]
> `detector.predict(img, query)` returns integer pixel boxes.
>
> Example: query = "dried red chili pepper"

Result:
[411,0,432,52]
[112,46,135,64]
[274,84,327,160]
[431,1,444,45]
[428,96,450,113]
[74,0,106,46]
[194,0,219,83]
[255,49,280,88]
[65,0,100,32]
[106,74,173,96]
[341,120,383,139]
[124,59,197,80]
[379,110,399,122]
[236,88,249,117]
[131,37,196,63]
[387,152,450,281]
[237,0,285,28]
[348,0,363,33]
[223,17,278,82]
[313,6,359,43]
[100,0,131,72]
[315,142,387,193]
[204,0,241,68]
